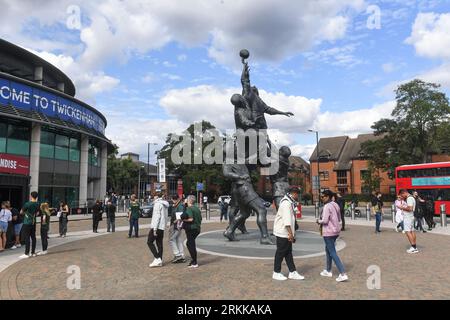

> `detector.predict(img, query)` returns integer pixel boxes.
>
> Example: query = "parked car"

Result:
[140,203,154,218]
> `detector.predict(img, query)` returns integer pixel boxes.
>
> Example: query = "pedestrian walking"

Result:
[371,192,384,233]
[424,196,436,231]
[219,198,229,222]
[148,193,169,267]
[127,194,140,238]
[0,201,12,252]
[413,191,427,233]
[169,195,186,263]
[106,200,116,232]
[10,203,23,250]
[37,202,51,255]
[58,201,69,237]
[92,200,103,233]
[19,191,40,259]
[399,189,419,254]
[182,195,202,268]
[317,190,348,282]
[272,186,304,281]
[394,195,405,233]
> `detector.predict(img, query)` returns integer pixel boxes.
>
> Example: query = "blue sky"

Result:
[1,0,450,162]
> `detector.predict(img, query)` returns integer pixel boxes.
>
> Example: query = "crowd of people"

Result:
[272,187,348,282]
[0,185,436,282]
[0,192,74,258]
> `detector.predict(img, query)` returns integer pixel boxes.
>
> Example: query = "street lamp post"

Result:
[148,142,157,198]
[308,129,320,203]
[137,165,145,201]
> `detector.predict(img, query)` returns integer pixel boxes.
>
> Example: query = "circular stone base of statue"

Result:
[195,229,346,260]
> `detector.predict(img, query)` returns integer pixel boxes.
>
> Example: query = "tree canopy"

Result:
[361,79,450,175]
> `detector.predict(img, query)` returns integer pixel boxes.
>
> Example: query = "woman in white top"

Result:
[0,201,13,252]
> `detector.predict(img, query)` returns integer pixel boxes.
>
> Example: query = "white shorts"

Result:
[403,214,415,232]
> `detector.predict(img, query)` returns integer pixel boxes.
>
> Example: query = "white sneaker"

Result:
[16,244,22,248]
[320,270,333,277]
[31,253,37,257]
[336,274,349,282]
[272,272,288,281]
[188,264,199,268]
[10,245,17,250]
[394,227,399,232]
[407,247,419,254]
[37,251,47,256]
[149,258,162,267]
[288,271,305,280]
[402,231,406,234]
[19,254,30,259]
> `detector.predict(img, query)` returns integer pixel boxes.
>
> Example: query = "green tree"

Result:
[107,144,141,194]
[158,121,232,197]
[362,79,450,174]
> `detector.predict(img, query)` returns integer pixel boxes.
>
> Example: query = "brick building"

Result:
[309,134,395,201]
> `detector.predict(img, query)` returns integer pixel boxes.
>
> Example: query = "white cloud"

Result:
[0,0,366,70]
[405,12,450,60]
[161,73,182,81]
[290,144,316,162]
[304,44,363,67]
[314,101,395,137]
[29,49,120,103]
[159,85,322,133]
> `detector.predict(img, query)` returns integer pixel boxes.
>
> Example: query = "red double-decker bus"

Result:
[396,162,450,215]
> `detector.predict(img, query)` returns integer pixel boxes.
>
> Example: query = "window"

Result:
[319,171,329,181]
[40,131,55,159]
[337,170,347,185]
[0,122,6,153]
[55,134,69,160]
[89,144,100,166]
[338,187,348,195]
[6,123,30,156]
[360,170,369,181]
[69,137,80,162]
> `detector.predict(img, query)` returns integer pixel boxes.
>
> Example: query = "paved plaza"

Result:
[1,214,450,300]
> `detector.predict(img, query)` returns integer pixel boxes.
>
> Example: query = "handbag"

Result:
[56,211,62,218]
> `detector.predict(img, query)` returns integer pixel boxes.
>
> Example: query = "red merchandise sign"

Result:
[0,153,30,176]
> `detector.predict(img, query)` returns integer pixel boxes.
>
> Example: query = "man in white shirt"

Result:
[272,186,305,281]
[399,189,419,254]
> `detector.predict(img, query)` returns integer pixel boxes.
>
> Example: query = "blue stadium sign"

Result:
[0,76,105,134]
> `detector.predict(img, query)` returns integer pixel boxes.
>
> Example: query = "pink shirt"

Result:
[320,201,341,237]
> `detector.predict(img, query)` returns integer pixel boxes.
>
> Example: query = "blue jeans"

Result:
[375,212,382,232]
[129,217,139,237]
[324,236,345,274]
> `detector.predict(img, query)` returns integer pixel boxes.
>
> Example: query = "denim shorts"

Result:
[14,223,23,235]
[0,221,8,233]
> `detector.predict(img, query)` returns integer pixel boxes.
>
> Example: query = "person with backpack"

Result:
[106,200,116,233]
[272,186,304,281]
[92,200,103,233]
[424,196,436,231]
[317,190,348,282]
[19,191,40,259]
[182,195,202,268]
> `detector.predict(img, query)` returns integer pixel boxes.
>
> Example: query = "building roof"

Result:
[121,152,140,157]
[0,38,76,96]
[333,134,378,170]
[289,156,310,172]
[309,136,348,162]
